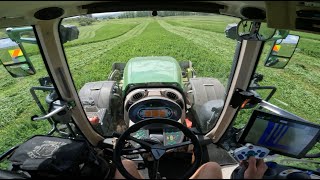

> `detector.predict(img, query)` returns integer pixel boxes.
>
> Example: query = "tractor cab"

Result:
[0,1,320,179]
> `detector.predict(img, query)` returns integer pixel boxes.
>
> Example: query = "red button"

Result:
[89,116,99,125]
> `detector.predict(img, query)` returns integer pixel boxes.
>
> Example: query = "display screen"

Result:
[239,110,320,158]
[128,99,182,123]
[138,108,172,118]
[132,129,149,139]
[163,127,184,146]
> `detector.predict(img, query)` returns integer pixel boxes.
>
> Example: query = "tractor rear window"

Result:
[60,11,240,136]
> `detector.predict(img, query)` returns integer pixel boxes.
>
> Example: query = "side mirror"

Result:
[0,25,79,78]
[0,38,36,77]
[59,25,80,44]
[264,34,300,69]
[237,19,276,41]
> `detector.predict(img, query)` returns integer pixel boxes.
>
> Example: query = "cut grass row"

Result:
[164,16,320,59]
[162,17,320,125]
[162,16,320,158]
[19,21,140,57]
[163,17,239,34]
[69,18,236,92]
[157,19,236,86]
[62,21,140,48]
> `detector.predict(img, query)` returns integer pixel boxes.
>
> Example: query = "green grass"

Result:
[68,19,235,91]
[62,21,140,48]
[0,15,319,170]
[163,15,239,34]
[0,28,7,39]
[163,16,320,124]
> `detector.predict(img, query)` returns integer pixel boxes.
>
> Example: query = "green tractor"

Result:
[79,56,225,136]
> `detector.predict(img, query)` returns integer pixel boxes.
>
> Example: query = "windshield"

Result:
[60,11,239,136]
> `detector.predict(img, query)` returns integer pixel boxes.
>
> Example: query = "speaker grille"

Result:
[166,91,178,100]
[132,92,144,101]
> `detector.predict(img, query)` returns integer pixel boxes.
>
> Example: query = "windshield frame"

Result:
[32,7,267,146]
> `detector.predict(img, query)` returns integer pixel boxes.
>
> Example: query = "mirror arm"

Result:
[20,37,37,44]
[248,86,277,102]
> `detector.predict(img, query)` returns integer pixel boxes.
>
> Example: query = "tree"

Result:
[78,16,96,26]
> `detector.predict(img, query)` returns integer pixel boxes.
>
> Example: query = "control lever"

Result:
[31,100,68,121]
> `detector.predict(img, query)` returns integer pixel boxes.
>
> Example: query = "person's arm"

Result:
[243,156,268,179]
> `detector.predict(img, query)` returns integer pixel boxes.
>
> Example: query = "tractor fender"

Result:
[78,81,117,135]
[187,77,226,132]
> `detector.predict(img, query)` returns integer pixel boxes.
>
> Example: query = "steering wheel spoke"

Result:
[121,146,148,155]
[164,140,192,150]
[127,135,153,149]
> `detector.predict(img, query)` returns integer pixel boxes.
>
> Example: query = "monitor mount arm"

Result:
[230,88,307,122]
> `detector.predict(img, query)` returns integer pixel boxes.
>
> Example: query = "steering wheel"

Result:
[113,118,202,179]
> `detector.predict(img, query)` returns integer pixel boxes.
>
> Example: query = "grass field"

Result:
[0,15,319,169]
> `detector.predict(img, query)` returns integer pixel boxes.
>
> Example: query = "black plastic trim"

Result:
[32,25,62,99]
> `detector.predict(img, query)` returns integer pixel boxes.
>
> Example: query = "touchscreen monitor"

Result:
[238,110,320,158]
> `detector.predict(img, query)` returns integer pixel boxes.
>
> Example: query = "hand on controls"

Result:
[242,156,268,179]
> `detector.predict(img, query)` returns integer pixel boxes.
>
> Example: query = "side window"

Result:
[0,26,53,168]
[235,31,320,127]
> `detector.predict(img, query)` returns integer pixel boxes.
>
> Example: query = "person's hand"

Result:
[242,156,268,179]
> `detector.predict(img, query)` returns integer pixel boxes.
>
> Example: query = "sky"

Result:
[92,12,123,17]
[0,38,17,48]
[65,12,123,19]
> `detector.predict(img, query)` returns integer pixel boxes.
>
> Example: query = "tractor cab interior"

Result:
[0,1,320,179]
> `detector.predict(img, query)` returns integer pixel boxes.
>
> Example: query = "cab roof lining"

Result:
[0,1,319,34]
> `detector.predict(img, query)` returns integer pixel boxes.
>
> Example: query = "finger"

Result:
[248,156,256,164]
[257,158,266,168]
[257,159,268,171]
[247,156,256,170]
[256,158,264,166]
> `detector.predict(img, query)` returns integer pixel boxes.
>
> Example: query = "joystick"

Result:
[233,143,270,161]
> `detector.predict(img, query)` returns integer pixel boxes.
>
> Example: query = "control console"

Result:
[233,143,270,161]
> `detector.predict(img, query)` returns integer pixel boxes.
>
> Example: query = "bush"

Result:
[78,17,96,26]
